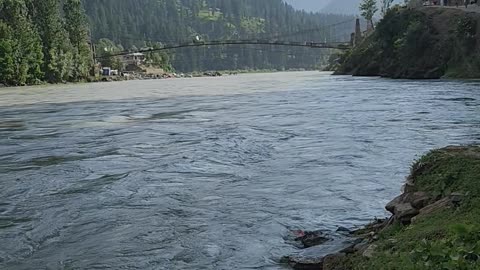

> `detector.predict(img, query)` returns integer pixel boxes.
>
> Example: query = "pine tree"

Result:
[0,21,15,84]
[64,0,92,81]
[0,0,43,85]
[360,0,378,29]
[32,0,74,82]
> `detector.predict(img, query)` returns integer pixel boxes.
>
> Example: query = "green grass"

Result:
[413,147,480,197]
[198,9,222,22]
[341,147,480,269]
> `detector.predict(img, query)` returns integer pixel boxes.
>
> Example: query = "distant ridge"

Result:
[285,0,403,15]
[283,0,361,14]
[283,0,329,12]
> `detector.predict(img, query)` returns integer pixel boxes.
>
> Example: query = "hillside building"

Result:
[122,53,146,66]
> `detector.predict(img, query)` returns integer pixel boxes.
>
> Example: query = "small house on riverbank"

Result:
[121,53,146,67]
[120,53,147,72]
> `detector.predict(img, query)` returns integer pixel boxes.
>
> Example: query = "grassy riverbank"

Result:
[331,146,480,269]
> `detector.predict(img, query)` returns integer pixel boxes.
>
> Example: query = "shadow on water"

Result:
[0,119,26,132]
[0,217,32,230]
[0,149,122,173]
[147,110,194,120]
[30,155,89,167]
[52,173,130,196]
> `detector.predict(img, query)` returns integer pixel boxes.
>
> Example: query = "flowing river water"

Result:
[0,72,479,269]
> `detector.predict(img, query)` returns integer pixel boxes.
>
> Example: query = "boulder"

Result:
[285,239,356,270]
[299,231,330,248]
[394,203,419,224]
[411,197,454,223]
[410,192,432,209]
[403,181,416,193]
[385,194,404,214]
[386,192,432,214]
[336,226,351,234]
[287,230,330,248]
[352,218,388,236]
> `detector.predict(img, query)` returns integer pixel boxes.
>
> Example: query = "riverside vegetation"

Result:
[346,146,480,270]
[284,146,480,270]
[334,6,480,79]
[0,0,92,86]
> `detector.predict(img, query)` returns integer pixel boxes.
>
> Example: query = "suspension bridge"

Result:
[95,40,351,60]
[94,19,357,60]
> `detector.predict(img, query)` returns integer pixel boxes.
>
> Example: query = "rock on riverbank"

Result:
[283,146,480,269]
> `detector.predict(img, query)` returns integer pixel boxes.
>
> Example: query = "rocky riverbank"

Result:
[334,7,480,79]
[0,69,298,88]
[282,146,480,269]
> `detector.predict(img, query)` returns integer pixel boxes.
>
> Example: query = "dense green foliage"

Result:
[334,147,480,269]
[0,0,43,85]
[335,7,480,79]
[64,0,93,80]
[82,0,355,72]
[0,0,91,85]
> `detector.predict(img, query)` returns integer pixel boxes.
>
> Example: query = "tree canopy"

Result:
[0,0,92,85]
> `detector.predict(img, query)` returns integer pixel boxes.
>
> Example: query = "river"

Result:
[0,72,479,269]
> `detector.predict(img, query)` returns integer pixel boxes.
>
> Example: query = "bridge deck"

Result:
[96,40,351,59]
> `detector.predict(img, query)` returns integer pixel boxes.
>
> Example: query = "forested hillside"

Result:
[0,0,357,86]
[82,0,355,72]
[283,0,329,12]
[0,0,91,85]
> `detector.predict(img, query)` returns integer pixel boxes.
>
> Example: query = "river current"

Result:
[0,72,479,269]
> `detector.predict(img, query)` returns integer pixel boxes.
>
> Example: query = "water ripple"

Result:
[0,72,479,269]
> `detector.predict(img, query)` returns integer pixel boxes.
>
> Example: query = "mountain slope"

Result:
[83,0,356,72]
[283,0,329,12]
[285,0,404,15]
[283,0,361,14]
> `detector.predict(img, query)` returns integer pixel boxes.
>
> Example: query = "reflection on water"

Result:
[0,72,479,269]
